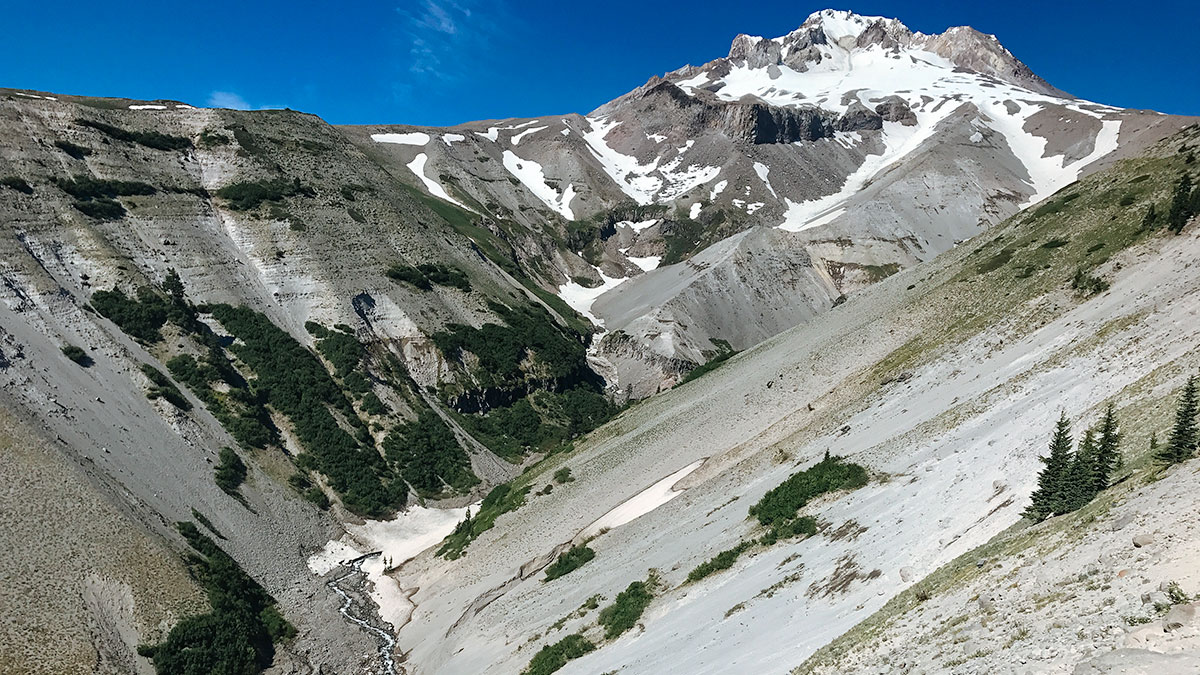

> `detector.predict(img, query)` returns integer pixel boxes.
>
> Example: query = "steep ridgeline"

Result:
[0,90,615,672]
[349,9,1195,398]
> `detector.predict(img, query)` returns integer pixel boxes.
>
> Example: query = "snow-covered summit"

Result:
[715,8,1064,101]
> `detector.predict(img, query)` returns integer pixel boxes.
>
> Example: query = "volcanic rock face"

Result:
[351,9,1192,396]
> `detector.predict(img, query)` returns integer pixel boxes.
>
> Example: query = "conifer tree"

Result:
[1065,429,1097,512]
[1157,375,1199,464]
[1024,412,1075,522]
[1091,403,1121,492]
[1168,173,1194,234]
[1142,204,1158,230]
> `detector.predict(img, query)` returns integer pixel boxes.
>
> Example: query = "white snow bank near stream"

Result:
[308,502,475,629]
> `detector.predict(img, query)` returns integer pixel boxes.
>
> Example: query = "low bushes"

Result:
[1,176,33,193]
[523,634,594,675]
[438,482,530,559]
[214,446,247,496]
[385,263,472,292]
[216,178,312,211]
[137,522,293,675]
[76,118,192,151]
[598,578,655,639]
[61,344,92,366]
[544,545,595,582]
[749,453,867,529]
[686,541,754,583]
[140,364,191,411]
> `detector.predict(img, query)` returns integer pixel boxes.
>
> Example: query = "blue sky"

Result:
[4,1,1197,126]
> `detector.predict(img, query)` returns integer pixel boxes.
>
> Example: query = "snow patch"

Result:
[753,162,778,199]
[710,180,728,201]
[689,202,702,219]
[128,104,167,110]
[406,153,468,209]
[502,150,575,219]
[510,126,547,145]
[372,132,431,146]
[442,133,465,145]
[557,270,627,324]
[628,255,662,272]
[581,459,705,538]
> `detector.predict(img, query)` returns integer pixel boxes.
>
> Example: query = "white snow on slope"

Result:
[442,133,465,145]
[753,162,777,199]
[689,202,702,219]
[710,180,728,201]
[779,103,960,231]
[372,132,431,146]
[128,104,167,110]
[307,503,474,630]
[475,127,500,141]
[628,255,663,272]
[511,126,547,145]
[582,117,662,205]
[502,150,575,219]
[406,153,468,209]
[557,270,627,324]
[619,219,659,233]
[581,459,705,538]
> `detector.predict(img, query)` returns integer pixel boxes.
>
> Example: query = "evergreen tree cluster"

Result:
[1023,405,1122,522]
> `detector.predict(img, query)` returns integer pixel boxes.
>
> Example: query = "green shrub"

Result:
[306,323,362,376]
[198,129,231,147]
[140,364,191,411]
[92,287,169,342]
[687,541,754,582]
[1,176,33,193]
[210,304,403,516]
[360,392,388,416]
[544,545,595,582]
[216,178,312,211]
[598,579,654,639]
[553,467,574,484]
[139,522,293,675]
[523,634,594,675]
[53,140,91,159]
[1071,268,1110,296]
[61,344,92,366]
[385,263,471,292]
[214,446,247,496]
[76,118,192,150]
[73,198,126,219]
[382,410,478,497]
[749,453,867,528]
[437,482,530,559]
[57,175,156,200]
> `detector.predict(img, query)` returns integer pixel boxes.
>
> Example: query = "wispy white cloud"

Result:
[207,91,251,110]
[398,0,514,79]
[206,90,288,111]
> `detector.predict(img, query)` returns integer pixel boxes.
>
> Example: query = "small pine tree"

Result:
[1024,412,1075,522]
[1065,429,1097,512]
[1091,403,1121,492]
[1157,375,1199,464]
[1167,173,1194,234]
[1141,204,1158,230]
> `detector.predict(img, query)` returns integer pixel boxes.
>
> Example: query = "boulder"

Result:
[874,95,918,126]
[1163,603,1196,632]
[1132,534,1155,548]
[899,566,915,582]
